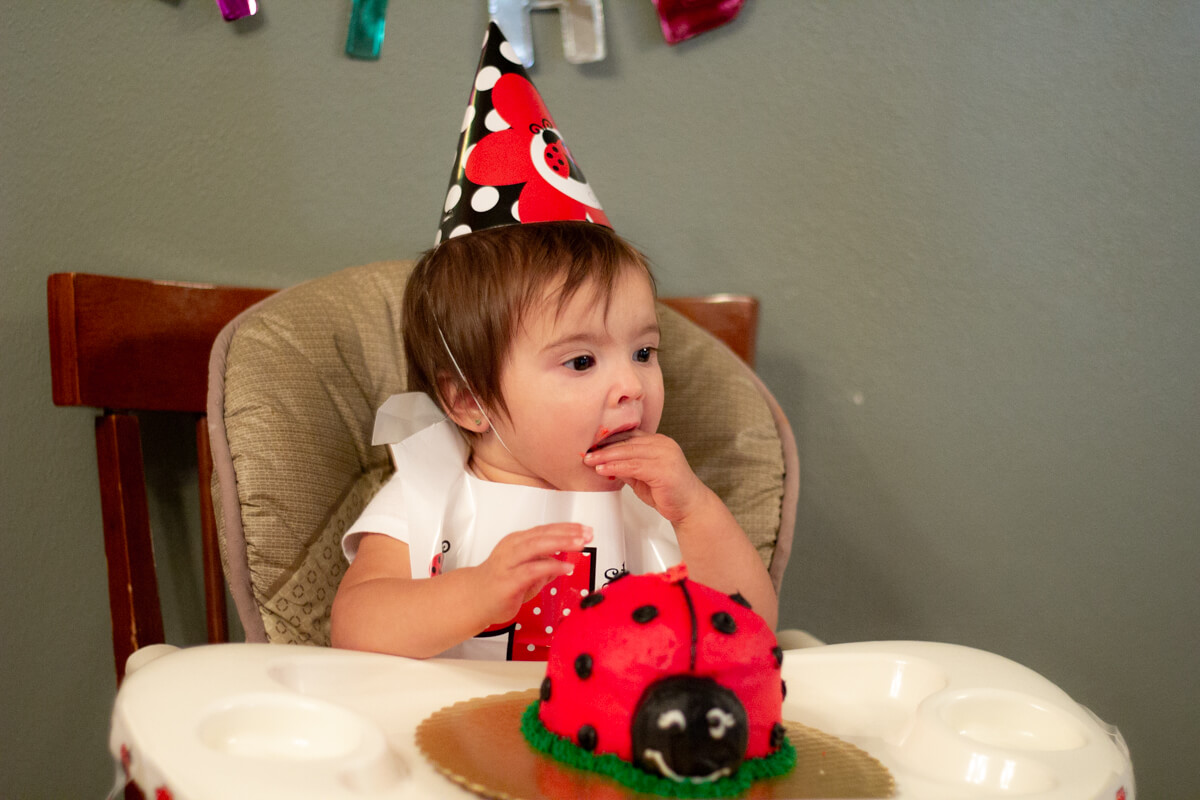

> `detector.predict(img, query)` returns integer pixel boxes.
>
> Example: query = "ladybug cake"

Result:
[521,565,795,796]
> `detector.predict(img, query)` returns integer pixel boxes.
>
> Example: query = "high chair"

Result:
[47,263,801,681]
[88,265,1136,800]
[206,260,800,646]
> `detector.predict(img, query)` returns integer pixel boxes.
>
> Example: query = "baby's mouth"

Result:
[587,426,638,453]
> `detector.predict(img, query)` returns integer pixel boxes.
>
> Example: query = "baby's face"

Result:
[472,267,663,491]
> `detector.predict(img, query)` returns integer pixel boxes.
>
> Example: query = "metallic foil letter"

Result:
[652,0,744,45]
[346,0,390,60]
[488,0,606,67]
[214,0,257,22]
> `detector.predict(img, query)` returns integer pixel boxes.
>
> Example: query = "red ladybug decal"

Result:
[543,141,569,178]
[429,540,450,577]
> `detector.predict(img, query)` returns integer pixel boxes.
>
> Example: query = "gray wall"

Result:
[3,3,1196,797]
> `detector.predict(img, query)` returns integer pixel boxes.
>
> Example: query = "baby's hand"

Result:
[473,523,592,626]
[583,433,711,524]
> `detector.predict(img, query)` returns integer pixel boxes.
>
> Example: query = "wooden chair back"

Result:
[47,273,273,683]
[660,294,759,367]
[47,272,758,684]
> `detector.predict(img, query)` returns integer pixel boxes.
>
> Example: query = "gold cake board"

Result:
[416,690,894,800]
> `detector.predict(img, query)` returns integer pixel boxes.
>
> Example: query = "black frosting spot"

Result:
[770,721,787,750]
[574,653,594,680]
[632,604,659,624]
[540,676,552,702]
[577,724,598,751]
[728,592,752,609]
[580,593,604,609]
[781,679,787,700]
[771,645,784,667]
[711,611,737,634]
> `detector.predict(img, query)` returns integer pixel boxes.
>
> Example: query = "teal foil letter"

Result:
[346,0,389,60]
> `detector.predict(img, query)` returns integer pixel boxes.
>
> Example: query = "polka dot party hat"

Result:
[435,22,611,245]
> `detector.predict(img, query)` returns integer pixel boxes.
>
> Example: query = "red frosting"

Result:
[537,566,784,763]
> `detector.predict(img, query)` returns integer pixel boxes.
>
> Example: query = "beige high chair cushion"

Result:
[209,260,794,646]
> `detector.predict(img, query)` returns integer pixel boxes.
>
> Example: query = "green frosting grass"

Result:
[521,701,796,798]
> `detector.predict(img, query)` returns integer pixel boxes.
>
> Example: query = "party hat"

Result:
[435,22,611,245]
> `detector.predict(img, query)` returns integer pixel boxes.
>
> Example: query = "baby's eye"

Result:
[565,355,595,371]
[634,347,656,363]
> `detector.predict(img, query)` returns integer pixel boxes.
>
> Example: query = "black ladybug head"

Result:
[631,675,748,783]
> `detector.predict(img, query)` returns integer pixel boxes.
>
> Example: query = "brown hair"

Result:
[403,221,656,422]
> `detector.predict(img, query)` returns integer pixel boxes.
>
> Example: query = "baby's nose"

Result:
[613,365,645,405]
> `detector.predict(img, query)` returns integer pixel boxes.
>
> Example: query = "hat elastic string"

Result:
[436,322,513,456]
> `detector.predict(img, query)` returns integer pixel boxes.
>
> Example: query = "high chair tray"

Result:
[109,641,1134,800]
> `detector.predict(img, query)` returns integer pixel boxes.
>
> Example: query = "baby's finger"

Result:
[510,556,576,596]
[592,455,658,481]
[583,434,671,465]
[504,523,592,565]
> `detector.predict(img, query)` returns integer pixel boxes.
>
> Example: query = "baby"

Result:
[331,221,776,658]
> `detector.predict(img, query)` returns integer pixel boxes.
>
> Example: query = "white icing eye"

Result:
[657,709,686,731]
[706,708,738,740]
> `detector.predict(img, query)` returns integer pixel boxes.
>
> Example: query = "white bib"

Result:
[344,393,681,660]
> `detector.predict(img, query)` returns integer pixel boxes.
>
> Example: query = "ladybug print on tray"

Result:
[537,565,786,782]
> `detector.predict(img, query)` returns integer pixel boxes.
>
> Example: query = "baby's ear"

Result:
[437,374,488,434]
